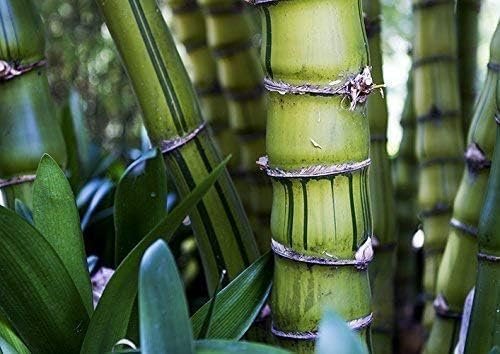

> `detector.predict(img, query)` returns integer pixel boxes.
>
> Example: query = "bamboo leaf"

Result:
[81,156,230,354]
[13,200,32,225]
[195,340,291,353]
[198,271,226,340]
[316,309,368,354]
[0,206,90,354]
[115,149,168,265]
[32,154,93,314]
[191,252,272,340]
[139,240,194,354]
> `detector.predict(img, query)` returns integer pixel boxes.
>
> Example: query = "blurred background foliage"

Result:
[35,0,498,156]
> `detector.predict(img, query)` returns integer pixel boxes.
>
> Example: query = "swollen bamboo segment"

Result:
[247,0,374,352]
[412,0,465,328]
[424,23,500,354]
[0,0,67,208]
[96,0,259,292]
[363,1,397,351]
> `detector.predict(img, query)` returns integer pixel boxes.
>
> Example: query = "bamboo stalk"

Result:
[0,0,67,208]
[195,0,271,253]
[457,0,482,135]
[246,0,375,352]
[363,1,398,351]
[412,0,465,329]
[95,0,259,293]
[425,21,500,354]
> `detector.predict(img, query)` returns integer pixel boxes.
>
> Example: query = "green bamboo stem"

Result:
[412,0,465,329]
[95,0,259,293]
[393,73,420,352]
[196,0,271,253]
[363,2,397,351]
[463,33,500,354]
[247,0,374,352]
[424,22,500,354]
[0,0,67,208]
[457,0,482,136]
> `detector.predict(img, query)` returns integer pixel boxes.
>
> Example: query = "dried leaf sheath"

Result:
[247,0,374,352]
[412,0,465,329]
[0,0,67,208]
[96,0,259,293]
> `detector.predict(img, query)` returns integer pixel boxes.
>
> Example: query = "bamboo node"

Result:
[465,142,491,174]
[0,174,37,189]
[256,156,371,178]
[160,122,207,154]
[263,67,384,110]
[488,62,500,73]
[477,252,500,263]
[433,294,462,319]
[450,218,478,237]
[0,59,46,81]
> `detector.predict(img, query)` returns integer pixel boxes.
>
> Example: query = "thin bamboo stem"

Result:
[412,0,465,329]
[95,0,259,293]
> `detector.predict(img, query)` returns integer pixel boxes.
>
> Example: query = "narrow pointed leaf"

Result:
[33,154,93,314]
[191,252,272,339]
[81,156,230,354]
[316,309,368,354]
[115,149,167,265]
[14,199,32,225]
[0,206,90,353]
[76,178,104,208]
[195,340,291,353]
[139,240,194,354]
[198,271,226,340]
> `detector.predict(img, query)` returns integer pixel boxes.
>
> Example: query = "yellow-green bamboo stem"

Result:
[425,21,500,354]
[246,0,376,352]
[196,0,271,253]
[393,73,421,353]
[412,0,465,329]
[363,1,397,351]
[0,0,67,208]
[457,0,482,135]
[96,0,259,292]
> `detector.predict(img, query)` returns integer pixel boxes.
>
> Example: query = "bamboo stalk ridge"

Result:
[246,0,376,352]
[196,0,271,253]
[412,0,465,328]
[96,0,259,293]
[363,1,398,351]
[0,0,67,208]
[424,21,500,354]
[457,0,482,136]
[393,73,421,353]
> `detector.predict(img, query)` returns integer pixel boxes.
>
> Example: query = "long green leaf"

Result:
[195,340,290,353]
[80,156,230,354]
[115,149,167,265]
[0,207,90,353]
[139,240,194,354]
[315,309,368,354]
[0,315,30,354]
[32,154,93,314]
[191,253,272,340]
[81,179,115,230]
[13,199,32,225]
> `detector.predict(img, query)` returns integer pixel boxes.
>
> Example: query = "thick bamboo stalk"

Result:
[96,0,259,292]
[412,0,465,329]
[196,0,271,253]
[426,21,499,354]
[0,0,67,208]
[393,73,421,353]
[246,0,375,352]
[363,1,397,351]
[457,0,482,135]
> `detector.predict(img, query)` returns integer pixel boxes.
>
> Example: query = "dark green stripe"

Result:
[360,168,367,237]
[193,137,250,266]
[284,179,294,247]
[170,150,226,274]
[262,7,273,79]
[364,168,373,236]
[348,173,358,250]
[448,319,459,354]
[129,0,187,134]
[365,326,373,354]
[301,179,308,250]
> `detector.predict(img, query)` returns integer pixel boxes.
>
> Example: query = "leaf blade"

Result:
[195,340,291,354]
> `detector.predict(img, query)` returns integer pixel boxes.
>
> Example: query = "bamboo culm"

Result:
[412,0,465,329]
[363,1,398,352]
[246,0,376,352]
[196,0,271,253]
[0,0,67,208]
[424,22,500,354]
[95,0,260,293]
